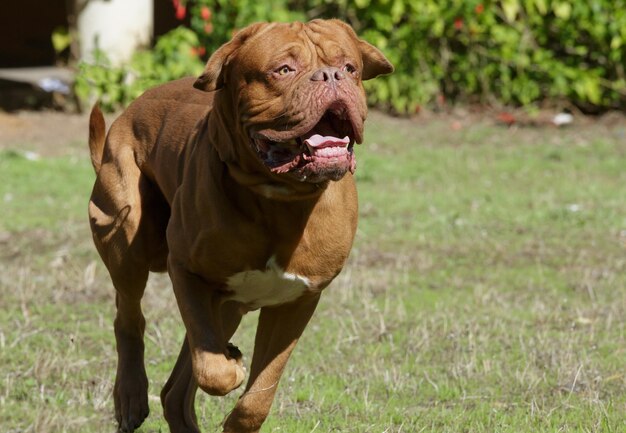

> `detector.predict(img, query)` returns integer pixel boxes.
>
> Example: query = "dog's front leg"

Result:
[168,259,246,397]
[161,302,244,433]
[222,294,320,433]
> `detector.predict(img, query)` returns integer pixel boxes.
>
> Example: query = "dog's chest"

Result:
[225,256,311,309]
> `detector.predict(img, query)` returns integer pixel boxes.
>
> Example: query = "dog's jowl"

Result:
[88,19,392,433]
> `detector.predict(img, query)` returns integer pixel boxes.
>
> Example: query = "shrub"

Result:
[75,0,626,113]
[74,27,204,111]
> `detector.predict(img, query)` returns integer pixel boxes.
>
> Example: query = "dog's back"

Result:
[88,77,214,286]
[89,77,213,204]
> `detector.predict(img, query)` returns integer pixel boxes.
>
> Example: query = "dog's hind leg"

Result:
[161,301,243,433]
[89,145,169,432]
[160,338,199,433]
[110,267,150,433]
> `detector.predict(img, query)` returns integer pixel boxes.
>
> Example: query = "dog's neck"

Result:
[224,160,327,201]
[205,101,328,201]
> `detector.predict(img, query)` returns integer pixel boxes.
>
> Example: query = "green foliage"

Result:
[188,0,307,56]
[75,0,626,113]
[304,0,626,113]
[75,27,204,111]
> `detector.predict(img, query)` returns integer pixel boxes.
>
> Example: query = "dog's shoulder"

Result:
[104,77,213,183]
[137,77,214,108]
[112,77,213,147]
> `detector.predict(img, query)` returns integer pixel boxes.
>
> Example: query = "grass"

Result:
[1,112,625,432]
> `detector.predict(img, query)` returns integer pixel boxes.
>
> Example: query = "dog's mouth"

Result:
[250,103,358,182]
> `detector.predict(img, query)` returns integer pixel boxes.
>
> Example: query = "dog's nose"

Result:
[310,67,345,83]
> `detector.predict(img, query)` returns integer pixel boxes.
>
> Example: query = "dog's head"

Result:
[194,19,393,184]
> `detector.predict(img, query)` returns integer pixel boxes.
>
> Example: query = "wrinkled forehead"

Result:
[236,21,360,70]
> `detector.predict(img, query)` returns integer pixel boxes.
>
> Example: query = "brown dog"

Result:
[88,19,392,432]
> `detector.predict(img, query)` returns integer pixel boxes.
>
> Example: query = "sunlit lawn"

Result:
[1,112,625,432]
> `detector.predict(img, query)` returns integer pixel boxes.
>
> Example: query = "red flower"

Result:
[475,4,484,14]
[191,46,206,57]
[200,6,212,21]
[172,0,179,8]
[496,112,516,126]
[454,17,463,30]
[175,4,186,20]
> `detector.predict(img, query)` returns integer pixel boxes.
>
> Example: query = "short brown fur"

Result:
[88,19,392,433]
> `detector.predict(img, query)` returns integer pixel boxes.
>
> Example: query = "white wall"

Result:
[78,0,153,64]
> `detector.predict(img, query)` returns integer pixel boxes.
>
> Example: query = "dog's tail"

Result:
[88,103,106,174]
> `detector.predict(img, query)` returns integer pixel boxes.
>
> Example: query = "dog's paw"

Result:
[227,342,246,388]
[192,348,246,396]
[226,342,243,362]
[114,372,150,432]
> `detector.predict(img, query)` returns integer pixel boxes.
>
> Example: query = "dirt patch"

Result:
[0,110,117,157]
[2,108,625,158]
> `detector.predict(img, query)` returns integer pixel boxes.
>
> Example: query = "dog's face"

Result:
[195,19,393,183]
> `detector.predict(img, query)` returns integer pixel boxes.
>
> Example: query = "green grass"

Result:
[0,150,94,231]
[1,113,625,432]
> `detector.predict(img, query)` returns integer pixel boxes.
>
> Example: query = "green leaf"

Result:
[610,35,622,50]
[553,2,572,20]
[533,0,548,15]
[432,18,445,37]
[390,0,405,21]
[502,0,520,22]
[582,76,601,104]
[51,27,71,54]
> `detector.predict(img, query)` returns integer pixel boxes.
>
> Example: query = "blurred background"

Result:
[1,0,625,114]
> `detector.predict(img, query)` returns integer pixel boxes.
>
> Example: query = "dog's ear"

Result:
[358,39,394,80]
[194,22,269,92]
[322,19,394,81]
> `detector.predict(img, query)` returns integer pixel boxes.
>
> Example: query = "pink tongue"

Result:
[304,134,350,149]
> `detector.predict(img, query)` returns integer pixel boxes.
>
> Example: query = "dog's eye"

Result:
[343,64,357,74]
[276,65,294,76]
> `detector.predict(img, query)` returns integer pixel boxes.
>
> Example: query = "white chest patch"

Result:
[226,256,311,309]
